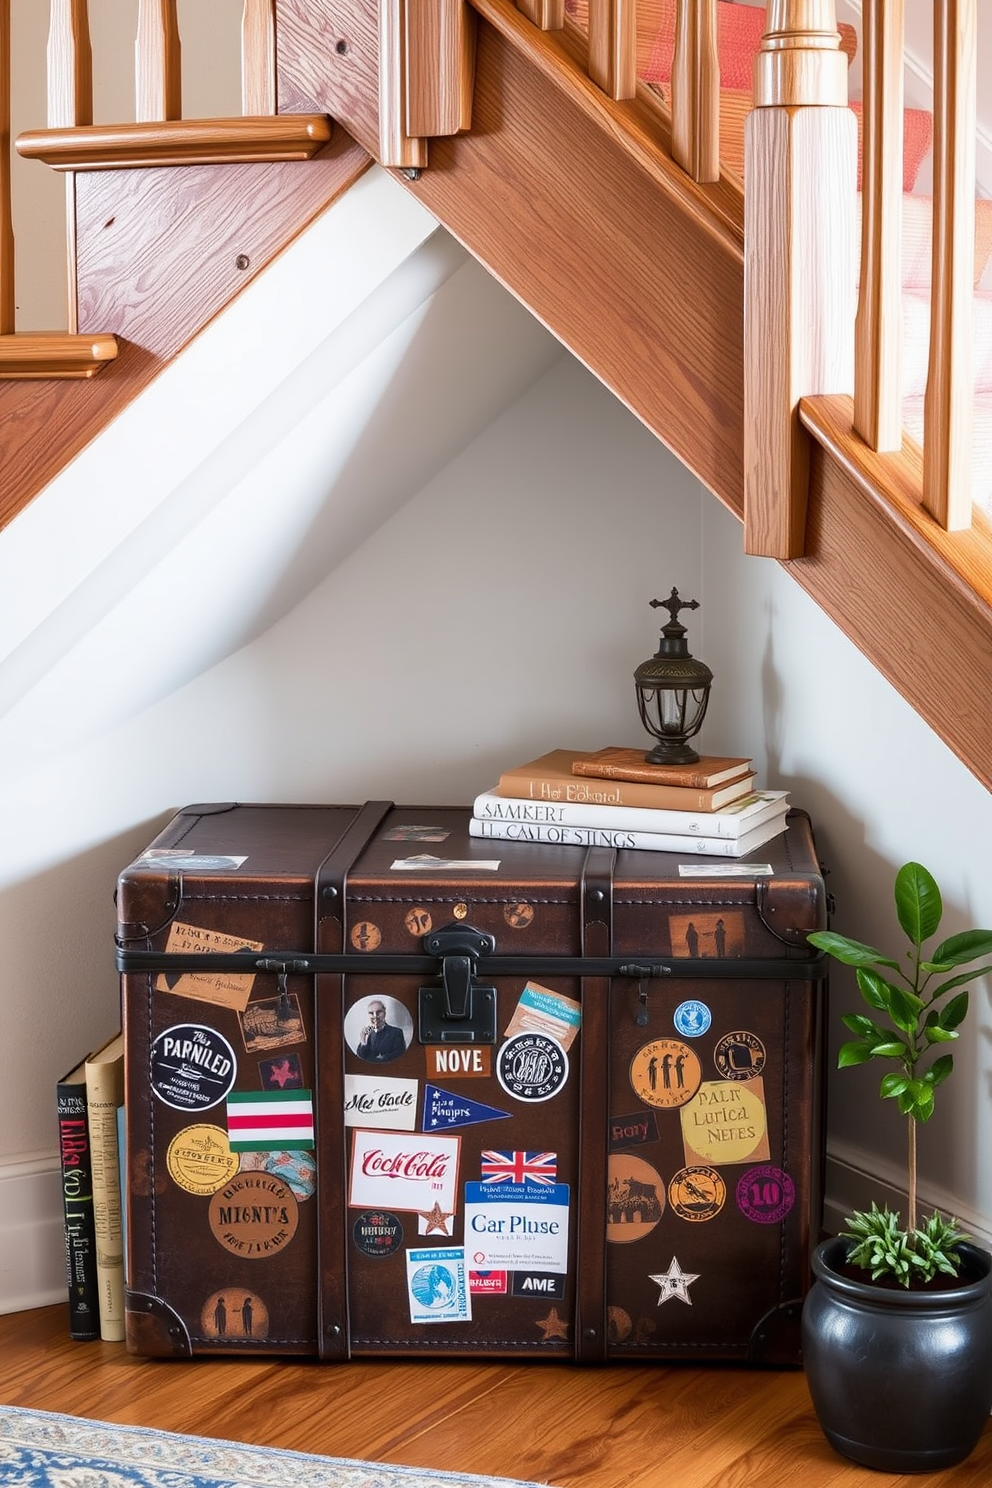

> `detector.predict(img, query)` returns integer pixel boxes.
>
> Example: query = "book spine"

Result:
[86,1060,125,1343]
[469,816,749,856]
[495,770,753,812]
[474,790,743,837]
[55,1087,100,1341]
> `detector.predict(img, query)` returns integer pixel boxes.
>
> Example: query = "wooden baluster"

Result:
[671,0,719,183]
[743,1,857,558]
[48,0,93,336]
[379,0,427,170]
[0,0,13,335]
[853,0,904,453]
[135,0,182,123]
[242,0,276,116]
[587,0,636,102]
[405,0,476,138]
[923,0,976,530]
[515,0,565,29]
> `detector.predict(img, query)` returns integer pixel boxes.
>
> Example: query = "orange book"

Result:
[496,750,757,812]
[572,746,753,790]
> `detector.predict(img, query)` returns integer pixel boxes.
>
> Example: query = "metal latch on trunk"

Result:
[418,923,498,1044]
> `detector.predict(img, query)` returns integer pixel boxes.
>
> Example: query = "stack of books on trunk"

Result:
[469,747,790,859]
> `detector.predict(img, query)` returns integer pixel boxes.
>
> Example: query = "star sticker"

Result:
[650,1257,700,1306]
[418,1202,455,1235]
[535,1307,569,1341]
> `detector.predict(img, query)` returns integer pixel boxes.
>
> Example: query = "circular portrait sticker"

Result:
[629,1039,701,1109]
[607,1154,666,1244]
[345,994,414,1065]
[151,1024,237,1112]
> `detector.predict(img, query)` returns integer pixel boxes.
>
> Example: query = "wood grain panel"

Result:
[0,134,371,531]
[3,1303,992,1486]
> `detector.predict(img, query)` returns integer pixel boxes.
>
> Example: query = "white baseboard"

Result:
[824,1142,992,1251]
[0,1156,66,1315]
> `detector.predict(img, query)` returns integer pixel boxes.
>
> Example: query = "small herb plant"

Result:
[808,862,992,1286]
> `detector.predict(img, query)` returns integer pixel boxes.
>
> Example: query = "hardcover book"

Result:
[571,746,753,789]
[55,1058,100,1341]
[473,788,789,840]
[469,809,790,858]
[85,1032,125,1343]
[495,749,757,812]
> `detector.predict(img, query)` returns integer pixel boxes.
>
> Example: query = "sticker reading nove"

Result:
[151,1024,237,1111]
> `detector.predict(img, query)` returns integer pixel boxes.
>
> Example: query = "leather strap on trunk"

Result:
[574,845,616,1363]
[313,800,394,1360]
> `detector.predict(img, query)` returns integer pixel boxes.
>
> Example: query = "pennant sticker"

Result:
[423,1084,511,1132]
[226,1090,314,1152]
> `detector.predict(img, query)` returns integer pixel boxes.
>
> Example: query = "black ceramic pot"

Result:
[802,1236,992,1473]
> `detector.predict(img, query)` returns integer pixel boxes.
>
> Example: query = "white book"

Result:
[468,807,790,859]
[472,787,789,841]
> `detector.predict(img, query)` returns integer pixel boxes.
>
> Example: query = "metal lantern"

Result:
[634,588,713,765]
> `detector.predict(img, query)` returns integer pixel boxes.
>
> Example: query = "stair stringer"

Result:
[278,0,992,793]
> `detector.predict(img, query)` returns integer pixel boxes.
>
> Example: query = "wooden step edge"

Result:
[15,115,333,172]
[0,333,119,380]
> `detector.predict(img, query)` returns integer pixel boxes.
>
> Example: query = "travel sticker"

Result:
[668,1165,727,1222]
[166,1124,239,1195]
[503,903,535,929]
[208,1172,299,1259]
[154,923,263,1012]
[151,1024,237,1112]
[496,1032,569,1103]
[670,911,744,959]
[607,1154,665,1243]
[348,1130,460,1214]
[535,1307,569,1341]
[353,1210,404,1258]
[201,1288,268,1341]
[737,1164,796,1224]
[609,1111,659,1150]
[344,995,413,1065]
[238,1149,317,1200]
[427,1046,492,1079]
[650,1257,700,1306]
[345,1074,419,1130]
[406,1246,471,1324]
[629,1039,701,1109]
[714,1030,767,1081]
[470,1270,508,1295]
[382,826,451,842]
[226,1090,314,1151]
[423,1084,511,1132]
[137,849,247,872]
[480,1151,557,1187]
[464,1181,570,1273]
[350,921,382,951]
[679,1077,771,1167]
[418,1202,457,1237]
[240,994,305,1053]
[511,1272,565,1300]
[405,907,433,936]
[673,1000,711,1038]
[260,1054,304,1090]
[504,982,582,1053]
[608,1307,632,1345]
[391,854,499,872]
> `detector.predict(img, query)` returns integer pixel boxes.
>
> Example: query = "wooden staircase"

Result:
[3,0,992,796]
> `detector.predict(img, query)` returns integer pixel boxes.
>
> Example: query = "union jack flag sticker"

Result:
[480,1150,557,1186]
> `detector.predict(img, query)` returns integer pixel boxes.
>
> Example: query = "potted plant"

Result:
[803,861,992,1473]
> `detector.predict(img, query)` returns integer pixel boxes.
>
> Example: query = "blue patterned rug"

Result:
[0,1407,549,1488]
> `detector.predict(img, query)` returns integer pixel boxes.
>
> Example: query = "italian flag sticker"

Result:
[226,1090,315,1152]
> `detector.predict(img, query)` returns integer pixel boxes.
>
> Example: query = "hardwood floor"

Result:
[2,1304,992,1485]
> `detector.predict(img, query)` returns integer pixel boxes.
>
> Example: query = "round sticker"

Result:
[151,1024,237,1112]
[503,903,535,929]
[668,1165,727,1222]
[345,994,414,1065]
[673,1000,711,1038]
[350,921,382,951]
[410,1259,460,1313]
[405,908,433,936]
[208,1172,299,1258]
[496,1032,569,1102]
[629,1039,701,1109]
[201,1288,269,1341]
[714,1030,767,1080]
[353,1210,404,1258]
[681,1079,769,1167]
[737,1165,796,1224]
[607,1306,632,1344]
[166,1124,240,1195]
[607,1154,666,1243]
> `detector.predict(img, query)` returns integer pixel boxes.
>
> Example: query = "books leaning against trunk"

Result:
[55,1059,100,1340]
[85,1032,126,1342]
[495,749,758,812]
[470,796,790,858]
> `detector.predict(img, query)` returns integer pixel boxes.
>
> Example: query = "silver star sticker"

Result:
[650,1257,700,1306]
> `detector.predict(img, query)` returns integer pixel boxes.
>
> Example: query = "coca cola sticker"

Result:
[348,1129,460,1214]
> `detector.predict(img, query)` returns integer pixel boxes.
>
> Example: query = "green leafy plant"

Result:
[808,862,992,1285]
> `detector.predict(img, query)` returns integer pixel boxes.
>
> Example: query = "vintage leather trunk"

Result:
[116,801,827,1366]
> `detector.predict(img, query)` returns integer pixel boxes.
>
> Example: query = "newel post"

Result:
[743,2,857,558]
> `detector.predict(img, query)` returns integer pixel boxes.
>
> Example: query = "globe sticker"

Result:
[629,1039,701,1109]
[406,1246,471,1324]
